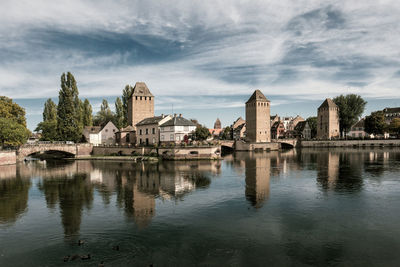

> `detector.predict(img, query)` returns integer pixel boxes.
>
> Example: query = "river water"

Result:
[1,148,400,266]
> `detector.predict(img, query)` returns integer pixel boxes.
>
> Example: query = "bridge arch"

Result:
[17,144,78,161]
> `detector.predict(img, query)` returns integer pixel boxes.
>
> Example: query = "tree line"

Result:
[36,73,135,142]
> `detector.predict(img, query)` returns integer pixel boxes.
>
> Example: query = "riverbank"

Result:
[71,155,159,162]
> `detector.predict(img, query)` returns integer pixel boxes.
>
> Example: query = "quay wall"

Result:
[92,146,156,156]
[159,146,221,160]
[0,151,16,166]
[301,139,400,148]
[235,141,280,151]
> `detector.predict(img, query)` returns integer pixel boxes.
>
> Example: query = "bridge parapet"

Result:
[17,143,93,161]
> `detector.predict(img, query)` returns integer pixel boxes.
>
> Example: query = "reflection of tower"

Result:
[317,152,339,190]
[133,184,155,229]
[245,153,271,208]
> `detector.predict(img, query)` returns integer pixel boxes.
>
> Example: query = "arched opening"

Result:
[280,143,294,149]
[25,150,75,160]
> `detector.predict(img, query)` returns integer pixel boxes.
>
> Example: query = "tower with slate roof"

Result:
[245,90,271,142]
[317,98,340,139]
[127,82,154,129]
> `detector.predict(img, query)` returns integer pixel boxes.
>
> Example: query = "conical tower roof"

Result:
[131,82,154,97]
[246,89,270,104]
[318,98,338,109]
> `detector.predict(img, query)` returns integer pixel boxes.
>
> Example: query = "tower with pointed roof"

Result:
[127,82,154,129]
[245,90,271,142]
[317,98,340,139]
[214,118,221,129]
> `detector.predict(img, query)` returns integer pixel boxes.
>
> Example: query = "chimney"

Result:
[179,114,182,117]
[161,113,164,118]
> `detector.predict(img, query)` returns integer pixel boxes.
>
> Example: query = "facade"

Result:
[245,90,271,143]
[127,82,155,129]
[317,98,340,139]
[159,115,196,143]
[83,126,102,145]
[347,119,370,138]
[233,123,246,140]
[383,107,400,124]
[271,121,285,140]
[294,121,311,139]
[282,117,293,131]
[100,121,118,145]
[288,115,305,131]
[136,115,172,145]
[115,126,136,146]
[270,115,280,126]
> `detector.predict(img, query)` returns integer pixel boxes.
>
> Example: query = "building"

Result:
[245,90,271,143]
[270,115,280,126]
[214,118,221,129]
[383,107,400,124]
[288,115,305,131]
[83,121,118,145]
[159,115,196,144]
[115,125,136,146]
[347,119,370,138]
[127,82,155,129]
[317,98,340,139]
[233,123,246,140]
[294,121,311,139]
[136,115,172,145]
[271,121,285,139]
[282,116,293,131]
[83,126,102,145]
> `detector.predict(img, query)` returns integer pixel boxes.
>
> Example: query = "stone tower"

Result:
[127,82,154,129]
[214,118,221,129]
[317,98,340,139]
[245,90,271,142]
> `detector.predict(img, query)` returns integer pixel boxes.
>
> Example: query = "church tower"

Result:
[127,82,154,129]
[245,90,271,142]
[214,118,221,129]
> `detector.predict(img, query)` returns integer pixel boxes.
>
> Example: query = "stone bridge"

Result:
[220,141,235,149]
[17,143,93,161]
[275,139,298,148]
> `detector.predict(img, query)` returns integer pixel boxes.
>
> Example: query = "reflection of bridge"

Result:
[17,143,93,161]
[220,139,298,150]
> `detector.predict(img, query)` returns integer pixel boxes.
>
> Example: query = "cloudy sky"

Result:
[1,0,400,129]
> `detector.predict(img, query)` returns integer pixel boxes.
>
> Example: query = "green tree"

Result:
[57,72,82,142]
[365,111,387,135]
[388,118,400,136]
[115,97,124,129]
[333,94,367,137]
[221,126,232,140]
[0,118,30,147]
[193,125,211,141]
[82,99,93,126]
[0,96,27,127]
[306,116,317,138]
[93,99,115,127]
[43,98,57,122]
[35,121,58,141]
[122,85,133,127]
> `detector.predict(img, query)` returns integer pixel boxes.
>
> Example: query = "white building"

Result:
[83,121,118,145]
[347,119,370,138]
[83,126,102,145]
[159,115,196,143]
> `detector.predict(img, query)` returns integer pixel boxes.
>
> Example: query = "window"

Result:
[176,136,180,141]
[105,129,108,132]
[146,128,149,134]
[170,126,174,131]
[140,138,142,144]
[139,129,142,135]
[149,97,151,101]
[136,96,138,100]
[145,97,147,100]
[140,96,142,100]
[152,137,155,144]
[184,126,189,131]
[113,129,115,132]
[152,128,155,134]
[161,135,164,141]
[170,134,174,140]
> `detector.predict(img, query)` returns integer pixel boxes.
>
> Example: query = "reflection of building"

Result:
[127,82,155,129]
[317,98,340,139]
[245,90,271,143]
[245,153,271,208]
[316,152,339,190]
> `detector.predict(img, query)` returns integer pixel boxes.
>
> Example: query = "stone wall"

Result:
[75,143,94,157]
[92,146,156,156]
[301,139,400,148]
[158,146,221,160]
[0,151,16,166]
[235,141,279,151]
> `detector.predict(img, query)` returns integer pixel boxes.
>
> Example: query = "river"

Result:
[1,148,400,266]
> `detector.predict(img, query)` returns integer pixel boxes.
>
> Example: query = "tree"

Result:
[0,96,27,127]
[35,120,58,141]
[0,118,30,147]
[306,116,317,138]
[388,118,400,137]
[333,94,367,137]
[93,99,115,127]
[220,126,232,140]
[43,98,57,122]
[365,111,387,135]
[82,99,93,126]
[193,125,211,141]
[122,85,133,127]
[114,97,124,129]
[57,72,82,142]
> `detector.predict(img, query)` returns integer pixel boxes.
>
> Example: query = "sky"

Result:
[1,0,400,130]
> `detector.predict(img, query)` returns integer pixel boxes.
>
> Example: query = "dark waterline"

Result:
[1,148,400,266]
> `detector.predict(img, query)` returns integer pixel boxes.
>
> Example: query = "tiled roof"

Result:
[246,90,270,104]
[318,98,338,109]
[84,126,101,134]
[352,119,365,128]
[161,116,196,127]
[294,121,308,131]
[383,107,400,113]
[119,125,135,132]
[130,82,154,97]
